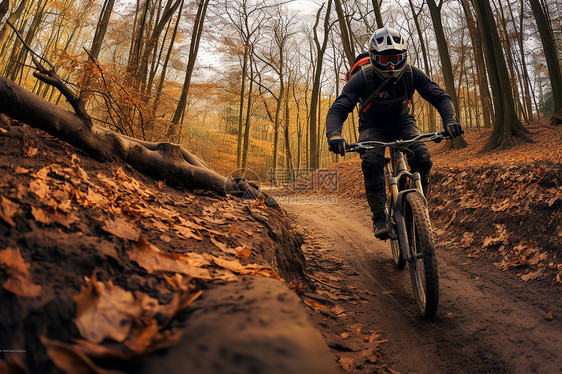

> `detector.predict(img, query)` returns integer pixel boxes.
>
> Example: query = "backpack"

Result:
[345,52,414,113]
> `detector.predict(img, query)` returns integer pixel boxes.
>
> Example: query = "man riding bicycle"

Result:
[326,26,463,240]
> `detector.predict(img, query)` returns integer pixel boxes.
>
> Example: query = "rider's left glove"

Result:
[445,122,464,139]
[328,135,347,156]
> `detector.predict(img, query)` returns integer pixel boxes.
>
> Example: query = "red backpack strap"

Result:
[345,56,371,82]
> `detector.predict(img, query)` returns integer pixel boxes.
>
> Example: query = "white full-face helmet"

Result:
[368,26,408,81]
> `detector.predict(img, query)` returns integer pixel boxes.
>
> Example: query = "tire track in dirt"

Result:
[285,198,562,373]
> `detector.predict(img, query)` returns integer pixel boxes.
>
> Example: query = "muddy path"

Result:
[283,198,562,373]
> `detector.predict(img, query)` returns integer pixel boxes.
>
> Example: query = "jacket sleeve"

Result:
[412,66,457,127]
[325,72,364,139]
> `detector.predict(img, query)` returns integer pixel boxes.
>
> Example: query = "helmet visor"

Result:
[372,52,407,70]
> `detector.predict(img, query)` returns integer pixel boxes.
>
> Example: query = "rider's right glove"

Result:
[445,122,464,139]
[328,135,347,156]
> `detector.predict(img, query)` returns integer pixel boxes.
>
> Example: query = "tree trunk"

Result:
[0,0,28,50]
[127,0,150,76]
[284,82,294,180]
[90,0,115,60]
[472,0,529,149]
[153,0,183,114]
[426,0,466,149]
[137,0,181,93]
[528,0,562,122]
[461,0,493,128]
[371,0,383,28]
[309,0,331,170]
[168,0,209,141]
[333,0,354,67]
[241,54,254,169]
[236,46,249,169]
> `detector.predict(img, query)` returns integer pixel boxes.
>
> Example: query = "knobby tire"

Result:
[404,192,439,317]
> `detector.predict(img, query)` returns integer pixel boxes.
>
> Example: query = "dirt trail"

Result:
[284,198,562,373]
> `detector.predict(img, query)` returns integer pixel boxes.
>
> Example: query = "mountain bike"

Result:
[346,132,449,317]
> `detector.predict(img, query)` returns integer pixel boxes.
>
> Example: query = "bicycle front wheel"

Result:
[404,192,439,317]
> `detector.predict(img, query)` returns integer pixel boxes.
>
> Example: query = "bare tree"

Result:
[426,0,467,148]
[528,0,562,123]
[168,0,209,141]
[309,0,332,170]
[471,0,529,149]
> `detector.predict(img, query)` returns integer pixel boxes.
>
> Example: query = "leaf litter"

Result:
[1,123,307,373]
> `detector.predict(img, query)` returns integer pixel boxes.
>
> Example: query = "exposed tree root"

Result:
[0,77,275,206]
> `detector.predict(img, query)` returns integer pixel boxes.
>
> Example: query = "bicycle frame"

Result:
[387,149,427,263]
[346,132,446,263]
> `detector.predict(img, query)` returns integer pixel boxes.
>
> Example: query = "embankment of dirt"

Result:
[0,120,340,373]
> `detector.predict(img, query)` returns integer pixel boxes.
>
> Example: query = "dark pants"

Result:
[359,118,432,222]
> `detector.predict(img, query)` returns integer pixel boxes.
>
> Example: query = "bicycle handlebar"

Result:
[345,131,450,153]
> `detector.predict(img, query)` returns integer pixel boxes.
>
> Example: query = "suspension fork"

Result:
[393,150,424,197]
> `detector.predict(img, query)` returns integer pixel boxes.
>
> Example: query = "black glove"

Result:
[328,136,347,156]
[445,122,464,139]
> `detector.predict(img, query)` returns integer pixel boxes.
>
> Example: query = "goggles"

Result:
[372,52,407,68]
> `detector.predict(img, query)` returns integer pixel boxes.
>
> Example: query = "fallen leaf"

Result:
[29,179,50,199]
[0,195,19,227]
[520,269,543,282]
[545,311,553,320]
[31,206,54,225]
[340,332,350,340]
[210,255,277,278]
[209,235,237,255]
[15,166,30,174]
[24,146,38,157]
[333,305,347,317]
[130,238,212,279]
[172,224,203,241]
[74,273,141,343]
[235,247,252,259]
[0,247,42,297]
[83,187,106,207]
[303,298,327,310]
[124,323,160,354]
[338,356,355,372]
[52,211,80,229]
[101,217,140,241]
[41,336,124,374]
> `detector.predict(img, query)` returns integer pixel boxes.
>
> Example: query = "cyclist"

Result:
[326,26,463,239]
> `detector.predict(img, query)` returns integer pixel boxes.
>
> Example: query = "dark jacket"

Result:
[325,64,457,139]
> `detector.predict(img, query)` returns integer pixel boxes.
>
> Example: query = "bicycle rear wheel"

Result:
[404,192,439,317]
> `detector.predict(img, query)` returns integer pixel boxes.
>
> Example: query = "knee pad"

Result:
[409,151,433,174]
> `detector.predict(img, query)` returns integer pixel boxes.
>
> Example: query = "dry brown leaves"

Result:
[334,326,388,373]
[41,336,124,374]
[0,194,19,226]
[130,238,212,280]
[0,247,42,297]
[210,255,279,278]
[71,272,200,356]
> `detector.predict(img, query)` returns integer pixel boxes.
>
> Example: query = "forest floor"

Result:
[274,120,562,373]
[0,118,341,374]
